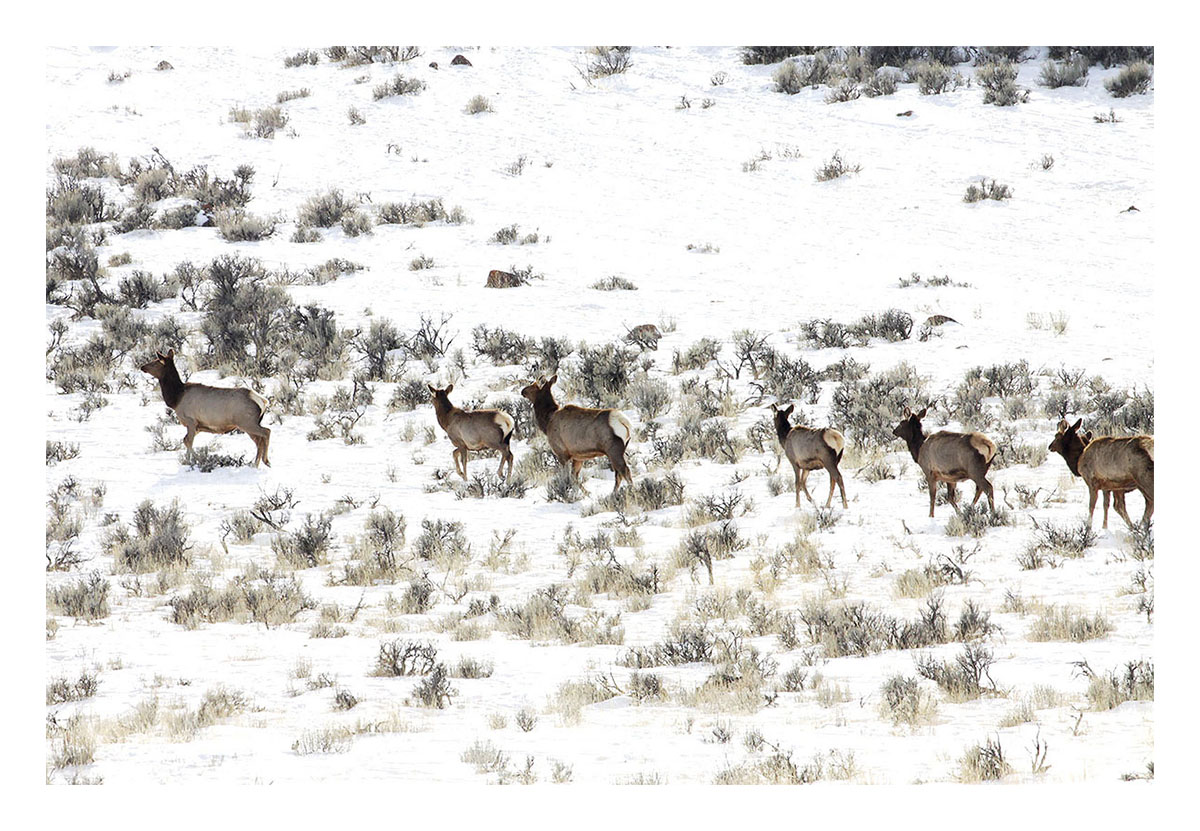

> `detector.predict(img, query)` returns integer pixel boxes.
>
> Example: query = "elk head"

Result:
[520,374,556,403]
[1048,417,1085,454]
[892,407,927,444]
[140,348,176,379]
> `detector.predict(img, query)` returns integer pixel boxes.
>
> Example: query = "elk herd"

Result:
[141,351,1154,531]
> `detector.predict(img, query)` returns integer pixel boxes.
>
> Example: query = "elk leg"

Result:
[571,458,591,495]
[970,463,995,512]
[181,419,198,462]
[496,437,513,480]
[968,474,981,505]
[1137,475,1154,527]
[1102,491,1112,530]
[459,447,470,481]
[607,447,631,494]
[1085,484,1099,528]
[824,463,838,509]
[248,425,270,467]
[1112,491,1137,530]
[946,482,959,511]
[927,472,938,518]
[837,467,848,509]
[799,469,814,504]
[792,463,802,507]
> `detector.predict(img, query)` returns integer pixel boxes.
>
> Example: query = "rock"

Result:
[429,61,439,70]
[1123,205,1140,213]
[486,269,524,288]
[896,110,913,117]
[624,324,663,350]
[451,54,472,67]
[923,314,958,328]
[156,60,174,71]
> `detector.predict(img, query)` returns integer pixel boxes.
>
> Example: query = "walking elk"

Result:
[892,408,996,518]
[520,374,633,496]
[428,384,516,480]
[1048,418,1153,529]
[140,349,272,467]
[772,403,847,509]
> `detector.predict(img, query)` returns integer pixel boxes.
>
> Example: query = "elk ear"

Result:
[903,408,911,417]
[783,404,794,416]
[445,383,453,394]
[1084,430,1094,441]
[428,384,437,393]
[165,348,175,360]
[1056,418,1069,431]
[547,374,557,387]
[916,407,927,419]
[1070,418,1083,432]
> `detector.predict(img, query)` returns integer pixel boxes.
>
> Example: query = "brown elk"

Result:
[520,374,633,495]
[772,404,847,509]
[1048,418,1153,529]
[140,349,272,467]
[428,384,515,480]
[892,408,996,518]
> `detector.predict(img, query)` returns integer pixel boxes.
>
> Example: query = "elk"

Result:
[428,384,515,480]
[520,374,633,495]
[892,408,996,518]
[1048,418,1153,529]
[772,404,847,509]
[140,349,272,467]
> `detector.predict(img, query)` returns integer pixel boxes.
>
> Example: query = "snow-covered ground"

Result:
[44,45,1154,785]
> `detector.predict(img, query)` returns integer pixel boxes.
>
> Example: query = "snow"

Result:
[44,45,1154,786]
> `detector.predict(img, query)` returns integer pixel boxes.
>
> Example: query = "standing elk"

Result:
[520,374,633,496]
[772,403,847,509]
[1048,418,1154,529]
[892,408,996,518]
[140,349,272,467]
[428,384,516,480]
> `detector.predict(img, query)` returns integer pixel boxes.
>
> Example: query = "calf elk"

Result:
[1048,418,1153,529]
[892,408,996,518]
[428,384,515,480]
[140,349,272,467]
[772,404,847,508]
[520,374,633,495]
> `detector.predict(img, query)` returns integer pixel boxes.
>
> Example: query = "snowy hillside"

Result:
[44,45,1154,785]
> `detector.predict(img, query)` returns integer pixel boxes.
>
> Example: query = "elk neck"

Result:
[1060,436,1084,477]
[431,395,457,429]
[157,361,186,409]
[902,425,925,464]
[532,386,560,433]
[774,412,792,446]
